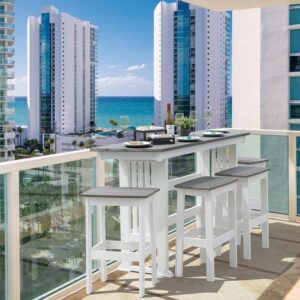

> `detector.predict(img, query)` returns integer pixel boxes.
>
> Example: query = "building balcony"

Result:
[0,131,15,139]
[0,96,14,102]
[0,0,14,5]
[0,70,14,78]
[0,143,14,151]
[0,107,15,114]
[0,9,15,18]
[0,59,14,67]
[0,46,14,56]
[0,34,14,44]
[0,83,14,90]
[0,129,299,300]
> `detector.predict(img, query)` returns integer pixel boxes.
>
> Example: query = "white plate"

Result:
[177,136,201,142]
[123,141,152,148]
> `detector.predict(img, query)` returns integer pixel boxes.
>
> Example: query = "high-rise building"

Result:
[0,0,15,161]
[154,0,231,130]
[232,5,300,130]
[27,6,97,140]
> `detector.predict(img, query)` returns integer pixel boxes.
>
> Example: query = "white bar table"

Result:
[92,131,249,278]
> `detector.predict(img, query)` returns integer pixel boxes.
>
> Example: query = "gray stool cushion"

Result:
[82,187,160,199]
[215,166,269,178]
[175,176,238,191]
[238,157,269,165]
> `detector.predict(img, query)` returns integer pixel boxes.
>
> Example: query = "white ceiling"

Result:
[183,0,300,11]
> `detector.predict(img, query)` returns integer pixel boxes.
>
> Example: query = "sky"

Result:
[13,0,174,96]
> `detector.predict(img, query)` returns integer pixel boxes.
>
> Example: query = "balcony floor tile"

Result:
[65,219,300,300]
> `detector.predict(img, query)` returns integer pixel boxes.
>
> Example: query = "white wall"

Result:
[154,1,175,127]
[232,8,261,129]
[27,16,40,140]
[260,6,289,130]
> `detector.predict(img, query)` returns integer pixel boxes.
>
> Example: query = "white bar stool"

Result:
[82,187,159,298]
[174,176,238,282]
[216,166,269,260]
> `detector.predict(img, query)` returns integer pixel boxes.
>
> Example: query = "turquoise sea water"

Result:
[9,96,154,128]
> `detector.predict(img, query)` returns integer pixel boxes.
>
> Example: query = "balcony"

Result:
[0,0,14,5]
[0,83,14,90]
[0,129,299,300]
[0,10,15,18]
[0,59,14,67]
[0,70,14,78]
[0,108,15,114]
[0,96,14,102]
[0,143,14,151]
[0,34,14,45]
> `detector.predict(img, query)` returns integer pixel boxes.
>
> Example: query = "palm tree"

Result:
[79,141,85,148]
[17,126,23,146]
[49,138,55,154]
[72,140,77,150]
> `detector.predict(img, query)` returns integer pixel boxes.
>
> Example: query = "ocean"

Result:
[9,96,154,128]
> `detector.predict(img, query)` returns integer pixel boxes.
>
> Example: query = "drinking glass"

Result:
[190,111,198,132]
[119,116,130,131]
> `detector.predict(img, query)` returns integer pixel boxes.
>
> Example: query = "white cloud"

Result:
[127,64,146,71]
[107,65,121,69]
[97,75,152,96]
[11,75,27,96]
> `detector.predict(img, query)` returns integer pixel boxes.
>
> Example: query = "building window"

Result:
[290,5,300,25]
[290,77,300,100]
[290,104,300,119]
[290,29,300,53]
[290,56,300,72]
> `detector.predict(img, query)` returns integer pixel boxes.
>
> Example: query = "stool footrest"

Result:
[91,240,153,262]
[184,227,235,248]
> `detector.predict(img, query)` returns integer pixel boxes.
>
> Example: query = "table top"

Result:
[92,130,249,154]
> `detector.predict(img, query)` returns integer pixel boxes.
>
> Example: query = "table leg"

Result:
[119,160,132,271]
[153,160,173,278]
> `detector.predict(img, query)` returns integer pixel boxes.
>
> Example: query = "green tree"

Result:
[79,141,85,148]
[108,119,118,130]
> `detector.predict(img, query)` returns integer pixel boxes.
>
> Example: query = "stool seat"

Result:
[175,176,238,190]
[215,166,269,178]
[238,157,269,165]
[82,187,160,199]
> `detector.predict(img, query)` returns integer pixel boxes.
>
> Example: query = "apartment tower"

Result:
[27,6,97,140]
[0,0,15,161]
[154,0,231,130]
[233,5,300,130]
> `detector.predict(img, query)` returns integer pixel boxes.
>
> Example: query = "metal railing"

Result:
[0,129,299,300]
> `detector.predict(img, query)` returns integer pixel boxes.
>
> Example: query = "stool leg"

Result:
[200,199,206,263]
[149,199,157,285]
[228,189,237,268]
[261,176,269,249]
[215,195,223,256]
[175,189,185,277]
[85,201,92,294]
[205,195,215,282]
[139,204,146,298]
[99,206,107,282]
[236,183,242,245]
[242,182,251,260]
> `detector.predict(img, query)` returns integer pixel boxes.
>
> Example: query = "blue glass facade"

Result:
[40,13,52,133]
[290,77,300,100]
[290,29,300,54]
[174,1,191,116]
[290,4,300,25]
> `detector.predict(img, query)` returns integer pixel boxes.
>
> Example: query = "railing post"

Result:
[6,171,20,300]
[288,132,297,222]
